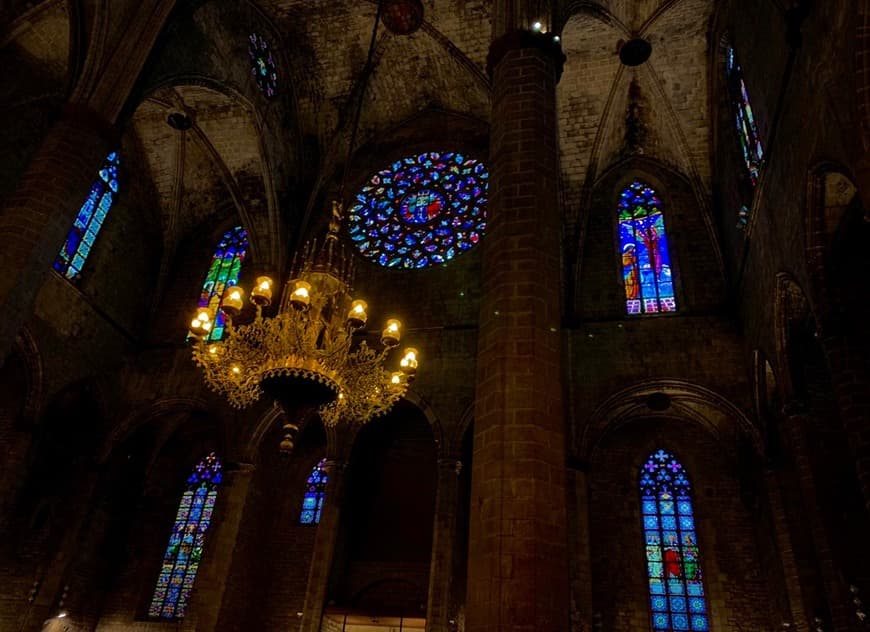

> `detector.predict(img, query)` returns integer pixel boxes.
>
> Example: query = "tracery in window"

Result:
[726,46,763,186]
[193,226,248,342]
[641,449,709,631]
[53,152,120,280]
[149,453,223,619]
[248,32,278,98]
[348,151,488,269]
[300,458,328,525]
[618,180,676,315]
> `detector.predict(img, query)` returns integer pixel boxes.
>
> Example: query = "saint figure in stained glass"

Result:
[300,458,328,525]
[54,152,120,280]
[618,181,676,315]
[726,46,764,186]
[640,449,710,632]
[248,33,278,98]
[149,453,223,619]
[192,227,248,342]
[348,151,488,269]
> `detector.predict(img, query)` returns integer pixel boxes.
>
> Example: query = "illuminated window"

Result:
[53,152,119,280]
[726,46,763,186]
[348,151,488,269]
[641,449,709,632]
[248,33,278,98]
[193,227,248,342]
[618,181,676,315]
[149,453,223,619]
[300,458,328,525]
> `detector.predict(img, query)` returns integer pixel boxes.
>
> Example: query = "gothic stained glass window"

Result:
[618,181,677,315]
[149,453,223,619]
[726,46,764,186]
[348,151,488,269]
[640,450,710,632]
[300,458,328,525]
[53,152,119,280]
[193,226,248,342]
[248,32,278,98]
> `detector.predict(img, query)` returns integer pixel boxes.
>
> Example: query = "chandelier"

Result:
[188,203,419,453]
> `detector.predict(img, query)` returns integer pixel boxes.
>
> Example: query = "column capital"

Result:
[487,30,566,80]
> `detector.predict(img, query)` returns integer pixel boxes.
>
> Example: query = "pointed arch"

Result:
[149,452,223,618]
[617,180,677,314]
[640,449,709,631]
[300,457,328,525]
[53,151,119,280]
[192,226,248,342]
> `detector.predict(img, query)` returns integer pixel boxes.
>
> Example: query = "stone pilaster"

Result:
[299,459,347,632]
[426,458,462,632]
[567,464,593,632]
[466,9,569,630]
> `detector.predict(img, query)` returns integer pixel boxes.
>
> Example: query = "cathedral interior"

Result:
[1,0,870,631]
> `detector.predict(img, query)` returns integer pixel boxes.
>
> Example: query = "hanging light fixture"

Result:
[190,2,424,454]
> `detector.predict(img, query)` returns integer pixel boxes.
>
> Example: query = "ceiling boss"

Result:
[188,201,418,455]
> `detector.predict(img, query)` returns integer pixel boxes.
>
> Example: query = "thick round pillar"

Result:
[466,30,569,632]
[299,459,347,632]
[426,458,462,632]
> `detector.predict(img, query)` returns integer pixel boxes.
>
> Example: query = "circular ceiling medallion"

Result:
[167,112,193,131]
[381,0,424,35]
[619,38,652,66]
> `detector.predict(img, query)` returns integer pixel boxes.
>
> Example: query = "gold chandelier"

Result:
[188,203,419,453]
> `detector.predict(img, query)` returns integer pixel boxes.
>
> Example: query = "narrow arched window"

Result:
[193,226,248,342]
[53,152,120,280]
[640,449,709,632]
[300,458,328,525]
[726,46,763,186]
[149,452,223,619]
[618,181,676,315]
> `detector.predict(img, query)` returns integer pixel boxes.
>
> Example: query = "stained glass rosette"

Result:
[300,458,328,524]
[149,453,222,619]
[641,450,709,631]
[54,152,120,280]
[618,181,676,315]
[348,151,488,269]
[248,32,278,98]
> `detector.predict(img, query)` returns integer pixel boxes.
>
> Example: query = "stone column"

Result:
[818,333,870,515]
[189,462,256,632]
[781,402,855,631]
[466,3,569,629]
[566,464,593,632]
[426,458,462,632]
[0,0,176,365]
[763,466,810,631]
[300,459,348,632]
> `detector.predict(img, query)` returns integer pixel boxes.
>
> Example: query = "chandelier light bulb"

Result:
[400,347,419,375]
[390,371,403,386]
[532,21,543,32]
[290,280,312,311]
[347,300,368,328]
[381,318,402,347]
[208,345,218,355]
[251,276,273,307]
[221,285,245,317]
[189,308,213,338]
[231,364,241,375]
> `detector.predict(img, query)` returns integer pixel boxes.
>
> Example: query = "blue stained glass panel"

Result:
[54,152,119,280]
[248,33,278,97]
[149,453,222,619]
[618,181,677,315]
[349,151,488,269]
[299,458,328,525]
[641,450,710,632]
